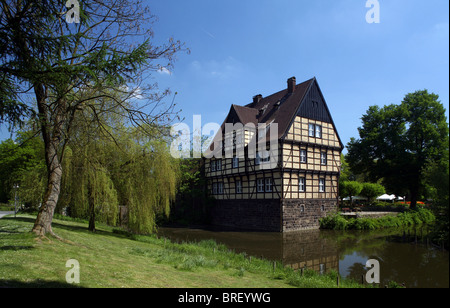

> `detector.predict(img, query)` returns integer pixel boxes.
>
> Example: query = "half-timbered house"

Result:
[204,77,343,232]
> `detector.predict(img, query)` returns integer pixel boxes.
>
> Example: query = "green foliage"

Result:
[347,90,449,208]
[0,131,45,207]
[1,0,186,235]
[119,135,179,234]
[320,208,435,230]
[58,142,119,227]
[360,183,385,203]
[339,181,363,202]
[339,154,351,182]
[320,213,350,230]
[425,147,449,247]
[169,158,212,224]
[57,124,179,234]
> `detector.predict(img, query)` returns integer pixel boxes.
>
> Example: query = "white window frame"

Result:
[218,182,224,194]
[216,159,222,171]
[265,178,273,192]
[212,183,217,194]
[299,177,306,192]
[315,125,322,138]
[320,152,327,165]
[232,157,239,168]
[308,124,323,138]
[236,180,242,194]
[257,178,264,192]
[319,178,325,193]
[308,124,315,137]
[300,150,307,163]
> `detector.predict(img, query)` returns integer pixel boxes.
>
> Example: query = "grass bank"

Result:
[0,214,368,288]
[320,208,435,230]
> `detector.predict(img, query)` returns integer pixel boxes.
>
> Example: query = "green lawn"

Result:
[0,214,364,288]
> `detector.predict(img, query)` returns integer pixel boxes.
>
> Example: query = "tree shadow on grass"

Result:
[2,215,139,242]
[0,245,34,251]
[1,216,35,225]
[2,215,103,235]
[0,279,84,288]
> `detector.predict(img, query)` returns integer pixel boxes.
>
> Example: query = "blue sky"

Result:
[1,0,449,153]
[149,0,449,152]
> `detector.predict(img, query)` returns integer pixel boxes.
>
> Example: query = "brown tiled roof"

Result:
[231,105,259,127]
[207,76,343,154]
[240,78,314,139]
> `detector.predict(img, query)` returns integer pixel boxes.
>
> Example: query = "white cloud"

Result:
[189,57,243,80]
[120,85,144,100]
[158,66,172,75]
[130,86,144,100]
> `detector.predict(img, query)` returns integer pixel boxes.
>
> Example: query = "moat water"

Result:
[158,226,449,288]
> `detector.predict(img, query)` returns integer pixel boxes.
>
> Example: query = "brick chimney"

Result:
[253,94,263,105]
[287,77,296,94]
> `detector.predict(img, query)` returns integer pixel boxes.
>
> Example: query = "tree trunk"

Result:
[409,175,420,210]
[88,175,96,232]
[32,83,64,237]
[32,139,62,236]
[410,190,418,210]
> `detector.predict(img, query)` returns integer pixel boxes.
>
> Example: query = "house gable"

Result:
[296,79,332,123]
[282,78,344,150]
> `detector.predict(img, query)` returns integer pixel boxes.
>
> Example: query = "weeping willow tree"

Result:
[54,97,179,234]
[59,144,119,231]
[111,128,179,234]
[56,130,178,234]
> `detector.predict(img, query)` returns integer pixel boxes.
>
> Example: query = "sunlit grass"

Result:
[0,214,366,288]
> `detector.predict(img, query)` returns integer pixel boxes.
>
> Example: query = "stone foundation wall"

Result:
[282,199,338,231]
[210,199,281,232]
[210,198,338,232]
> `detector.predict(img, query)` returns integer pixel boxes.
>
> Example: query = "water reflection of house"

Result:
[282,230,339,274]
[158,227,340,274]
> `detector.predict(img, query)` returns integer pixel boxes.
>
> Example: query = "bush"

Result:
[0,203,14,211]
[320,209,435,230]
[361,183,385,203]
[320,213,349,230]
[415,208,436,225]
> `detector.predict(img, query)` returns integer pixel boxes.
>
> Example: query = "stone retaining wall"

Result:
[282,199,338,231]
[210,198,338,232]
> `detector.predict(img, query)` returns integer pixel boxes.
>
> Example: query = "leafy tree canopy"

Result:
[346,90,449,208]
